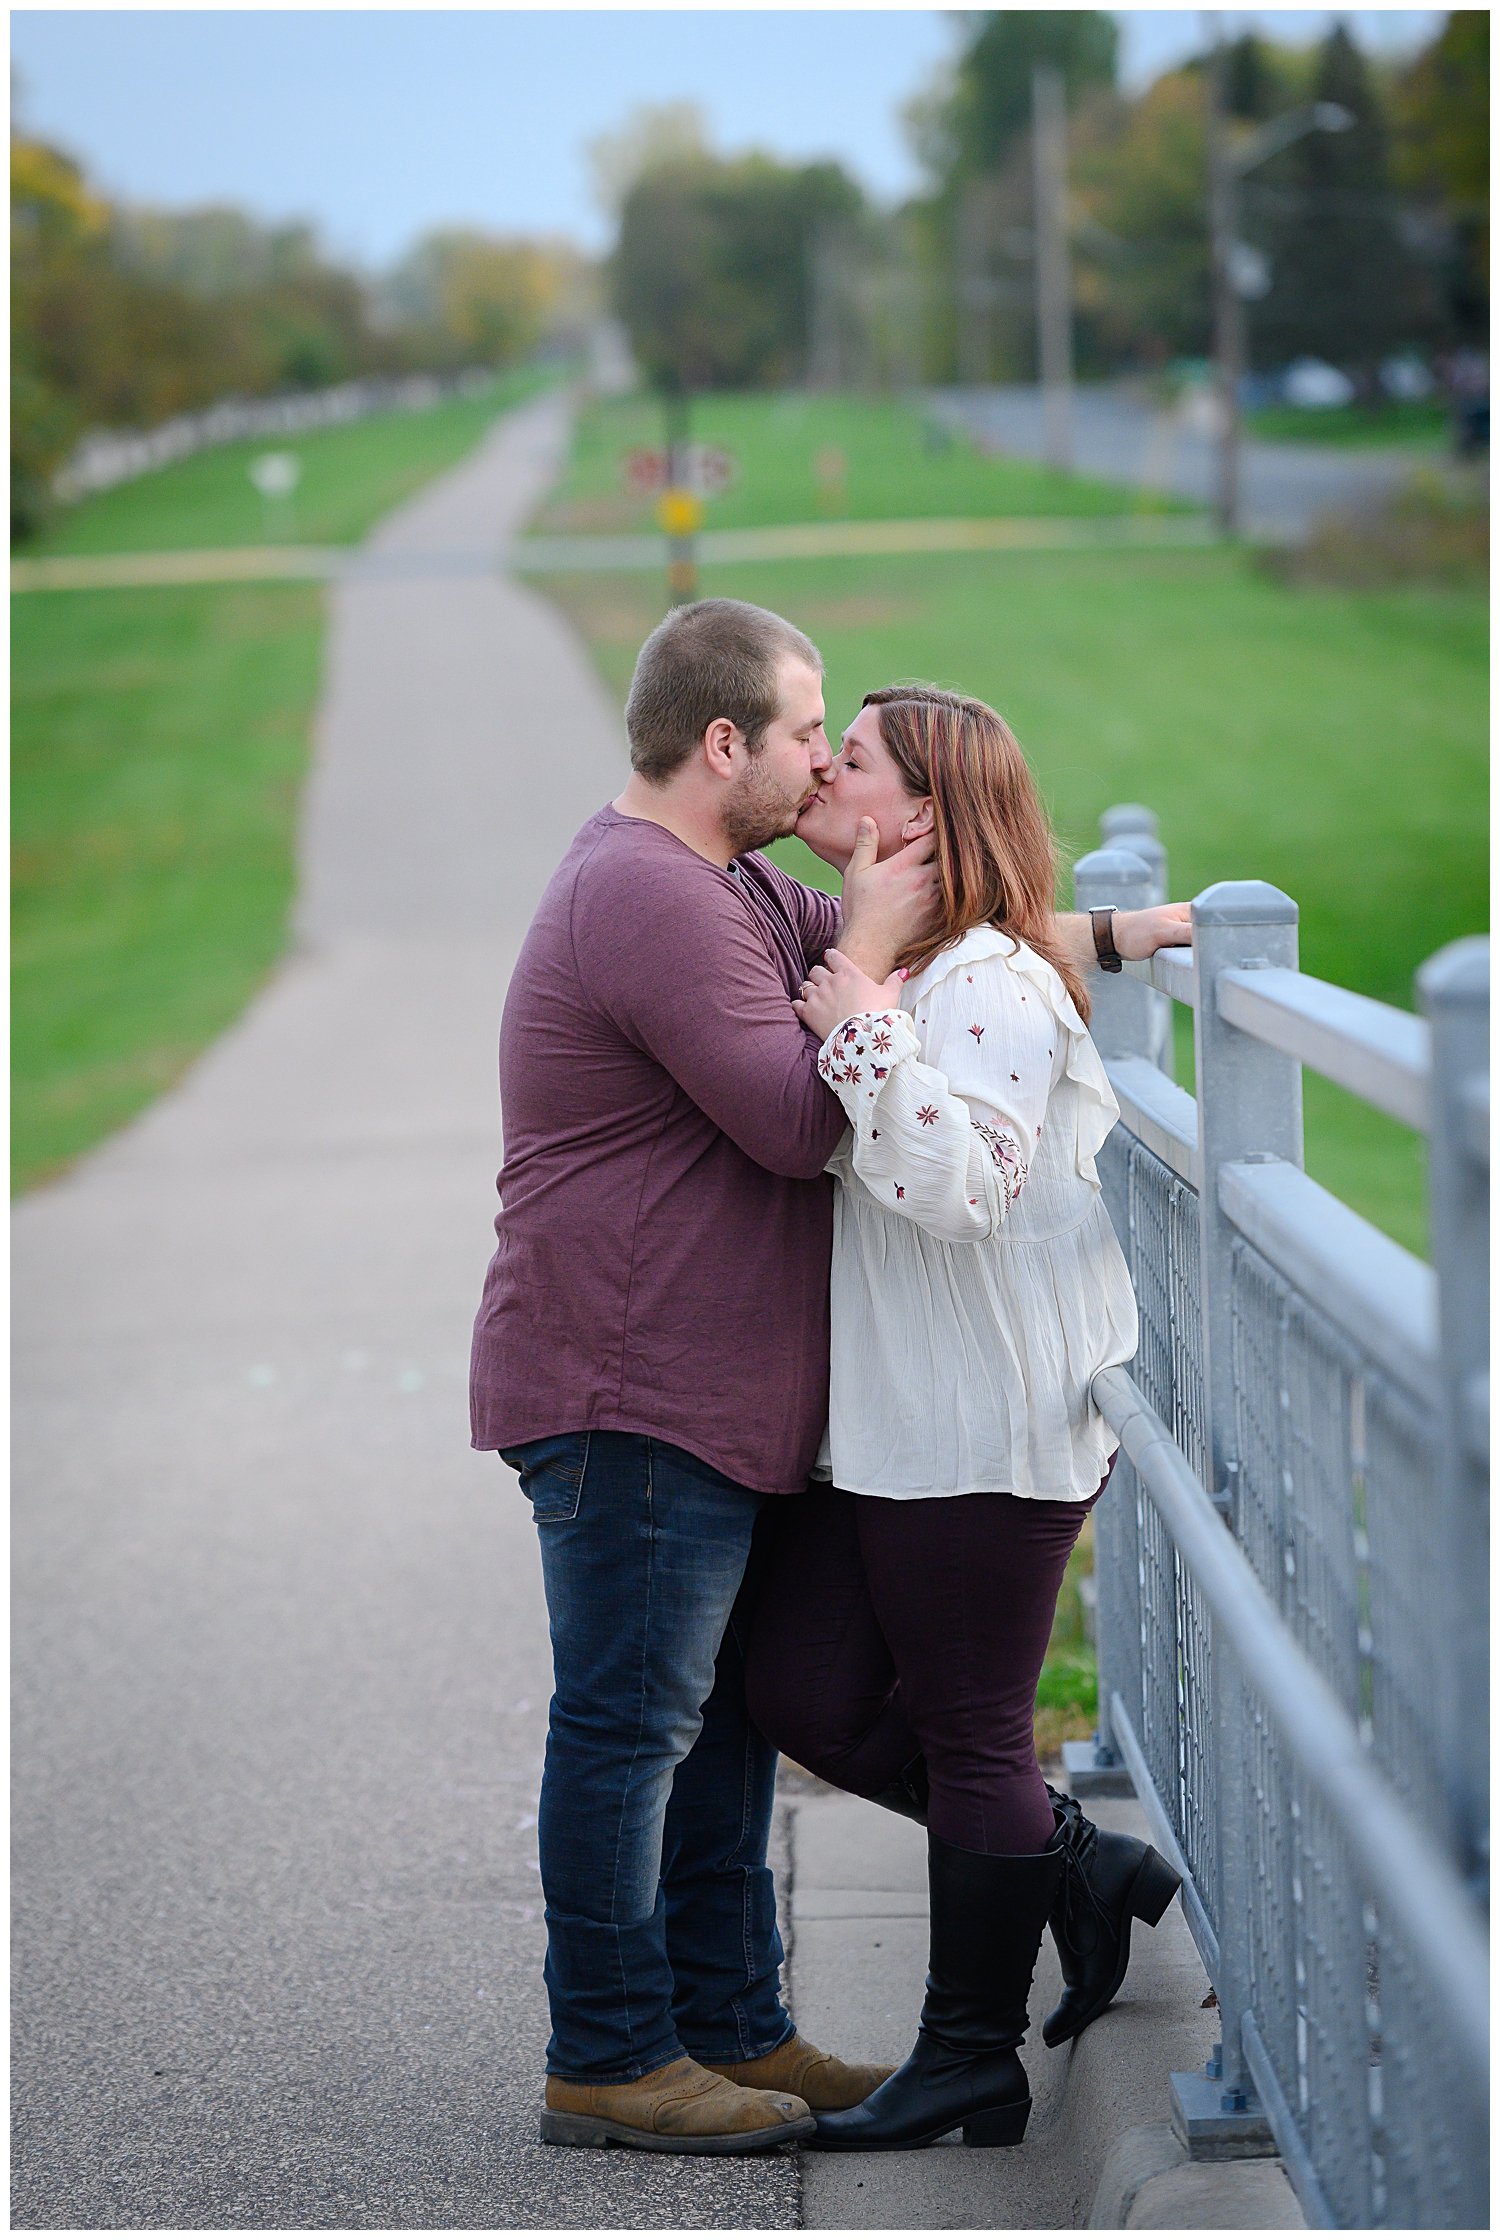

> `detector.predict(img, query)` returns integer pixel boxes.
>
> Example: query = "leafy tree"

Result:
[1392,10,1488,338]
[386,230,578,373]
[1244,23,1432,381]
[611,151,865,391]
[1070,71,1213,367]
[939,9,1118,182]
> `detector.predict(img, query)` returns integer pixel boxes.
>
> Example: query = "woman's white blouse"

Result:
[812,926,1138,1501]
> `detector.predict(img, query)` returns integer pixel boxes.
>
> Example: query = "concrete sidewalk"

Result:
[785,1773,1306,2229]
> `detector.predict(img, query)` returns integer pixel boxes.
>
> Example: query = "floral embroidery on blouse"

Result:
[818,1012,905,1105]
[917,1104,939,1127]
[968,1023,985,1043]
[971,1118,1029,1209]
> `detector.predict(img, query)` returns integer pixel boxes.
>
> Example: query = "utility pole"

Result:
[956,180,992,388]
[1205,12,1355,540]
[1206,18,1245,537]
[808,223,842,391]
[1031,63,1075,473]
[659,386,699,605]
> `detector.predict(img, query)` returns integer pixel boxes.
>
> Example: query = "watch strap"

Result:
[1090,907,1124,974]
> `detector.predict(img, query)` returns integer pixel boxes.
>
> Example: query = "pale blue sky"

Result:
[10,9,1445,268]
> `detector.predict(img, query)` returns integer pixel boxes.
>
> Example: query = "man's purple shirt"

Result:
[469,804,844,1494]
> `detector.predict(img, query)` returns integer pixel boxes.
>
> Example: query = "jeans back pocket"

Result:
[500,1432,591,1523]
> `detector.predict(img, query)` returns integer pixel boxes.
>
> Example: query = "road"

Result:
[932,383,1432,542]
[11,390,800,2230]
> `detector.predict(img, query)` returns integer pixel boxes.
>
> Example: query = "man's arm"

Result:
[1054,902,1193,973]
[575,854,847,1181]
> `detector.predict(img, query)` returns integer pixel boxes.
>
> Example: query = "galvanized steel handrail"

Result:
[1073,821,1488,2227]
[1092,1361,1490,2074]
[1216,965,1432,1130]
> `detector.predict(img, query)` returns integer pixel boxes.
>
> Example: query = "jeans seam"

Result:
[604,1442,656,2066]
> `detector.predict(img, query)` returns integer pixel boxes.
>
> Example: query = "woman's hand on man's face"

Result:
[793,948,908,1043]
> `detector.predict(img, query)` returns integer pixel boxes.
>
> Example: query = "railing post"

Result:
[1172,879,1302,2145]
[1067,846,1156,1793]
[1096,806,1173,1073]
[1074,846,1156,1064]
[1192,880,1305,1526]
[1417,936,1489,1902]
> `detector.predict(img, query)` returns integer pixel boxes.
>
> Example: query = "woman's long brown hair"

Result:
[862,685,1090,1023]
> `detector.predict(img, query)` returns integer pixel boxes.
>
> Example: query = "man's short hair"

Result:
[624,599,822,783]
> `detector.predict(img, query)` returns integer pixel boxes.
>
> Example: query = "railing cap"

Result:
[1191,879,1298,929]
[1417,933,1489,1010]
[1074,845,1154,885]
[1100,803,1159,839]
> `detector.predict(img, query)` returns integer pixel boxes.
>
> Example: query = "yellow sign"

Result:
[657,489,704,538]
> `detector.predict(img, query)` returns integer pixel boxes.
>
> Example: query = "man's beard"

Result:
[723,759,807,858]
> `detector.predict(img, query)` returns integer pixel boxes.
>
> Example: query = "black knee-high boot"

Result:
[862,1763,1181,2049]
[1041,1788,1181,2047]
[807,1829,1064,2150]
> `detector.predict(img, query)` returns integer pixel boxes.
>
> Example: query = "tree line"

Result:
[605,11,1487,398]
[11,125,590,537]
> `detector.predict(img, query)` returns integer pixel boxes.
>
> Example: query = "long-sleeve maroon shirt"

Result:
[469,804,844,1493]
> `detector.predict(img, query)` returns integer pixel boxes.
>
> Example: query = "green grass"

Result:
[13,583,326,1192]
[538,544,1485,1257]
[29,363,560,556]
[1244,397,1451,449]
[528,388,1192,539]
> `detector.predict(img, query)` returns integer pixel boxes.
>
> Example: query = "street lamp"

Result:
[1207,18,1354,535]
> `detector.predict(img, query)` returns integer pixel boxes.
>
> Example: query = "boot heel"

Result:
[962,2099,1030,2148]
[539,2110,610,2147]
[1129,1847,1182,1928]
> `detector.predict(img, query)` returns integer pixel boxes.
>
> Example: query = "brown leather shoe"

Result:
[703,2032,896,2112]
[540,2054,814,2153]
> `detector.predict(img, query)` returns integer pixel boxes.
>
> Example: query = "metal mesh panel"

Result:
[1230,1240,1364,1729]
[1125,1142,1208,1484]
[1096,1128,1218,1918]
[1362,1375,1452,1841]
[1173,1554,1219,1921]
[1290,1775,1381,2227]
[1377,1903,1490,2227]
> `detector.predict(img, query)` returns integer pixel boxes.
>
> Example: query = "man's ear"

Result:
[900,797,935,843]
[703,717,740,776]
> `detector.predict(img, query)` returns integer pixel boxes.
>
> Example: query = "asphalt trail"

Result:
[12,391,801,2230]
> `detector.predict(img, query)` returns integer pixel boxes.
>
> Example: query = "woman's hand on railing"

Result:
[1115,903,1193,960]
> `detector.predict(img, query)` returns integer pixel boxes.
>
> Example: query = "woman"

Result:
[744,685,1180,2151]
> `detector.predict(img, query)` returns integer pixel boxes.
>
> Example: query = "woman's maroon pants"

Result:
[743,1480,1101,1857]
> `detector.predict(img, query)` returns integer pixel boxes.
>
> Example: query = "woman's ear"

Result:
[900,797,935,843]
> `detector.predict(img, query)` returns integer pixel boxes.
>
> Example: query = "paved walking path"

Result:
[11,390,798,2229]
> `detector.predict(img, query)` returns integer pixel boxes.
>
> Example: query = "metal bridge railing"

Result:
[1068,811,1488,2230]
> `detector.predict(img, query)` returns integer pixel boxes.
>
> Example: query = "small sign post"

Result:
[619,416,740,605]
[248,450,302,542]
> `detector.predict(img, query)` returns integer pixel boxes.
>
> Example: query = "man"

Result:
[470,599,1183,2153]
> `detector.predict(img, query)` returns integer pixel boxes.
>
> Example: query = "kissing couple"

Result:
[471,597,1185,2152]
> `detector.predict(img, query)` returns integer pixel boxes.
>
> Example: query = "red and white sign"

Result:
[621,444,739,498]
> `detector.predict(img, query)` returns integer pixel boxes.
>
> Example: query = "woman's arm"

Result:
[796,951,1054,1244]
[1053,904,1192,973]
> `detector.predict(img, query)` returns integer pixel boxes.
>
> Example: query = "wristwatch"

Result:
[1090,907,1123,974]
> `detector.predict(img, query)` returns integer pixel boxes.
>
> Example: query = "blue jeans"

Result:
[501,1430,794,2082]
